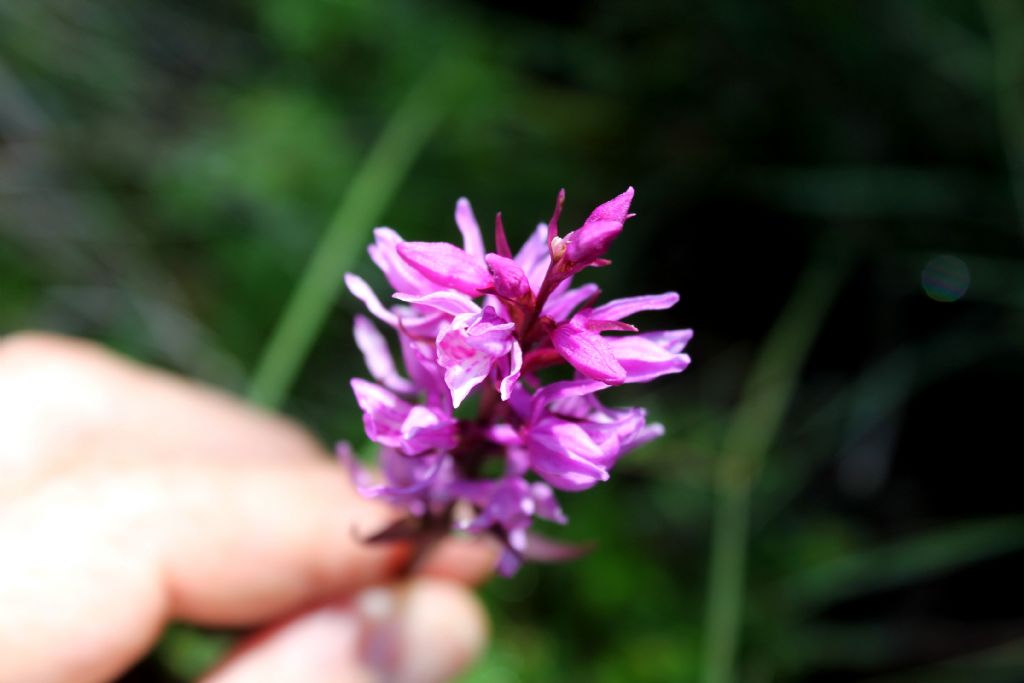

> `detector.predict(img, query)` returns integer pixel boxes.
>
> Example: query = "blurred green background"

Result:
[3,1,1024,681]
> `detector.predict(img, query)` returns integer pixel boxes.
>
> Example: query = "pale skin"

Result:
[0,333,494,683]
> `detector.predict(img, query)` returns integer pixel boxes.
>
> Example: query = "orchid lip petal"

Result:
[435,307,515,408]
[499,340,523,400]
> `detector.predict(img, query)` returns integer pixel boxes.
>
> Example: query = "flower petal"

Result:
[436,308,514,408]
[344,273,398,327]
[564,220,623,264]
[394,291,480,316]
[485,253,531,300]
[550,322,626,385]
[560,187,634,266]
[484,423,522,446]
[337,444,448,518]
[529,482,568,524]
[531,449,610,492]
[641,328,694,353]
[455,197,485,258]
[350,378,411,448]
[401,405,459,453]
[543,282,600,322]
[351,378,457,453]
[521,533,593,563]
[399,335,450,407]
[514,224,552,294]
[499,340,523,400]
[397,241,492,296]
[583,186,634,226]
[528,418,610,491]
[497,549,523,577]
[367,228,437,295]
[589,291,679,322]
[353,315,415,394]
[530,378,608,421]
[604,333,692,383]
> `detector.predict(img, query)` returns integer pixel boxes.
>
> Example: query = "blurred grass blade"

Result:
[156,624,235,681]
[793,622,1024,678]
[982,0,1024,232]
[758,319,1018,530]
[860,635,1024,683]
[247,57,470,408]
[700,246,849,683]
[749,165,1002,221]
[781,515,1024,612]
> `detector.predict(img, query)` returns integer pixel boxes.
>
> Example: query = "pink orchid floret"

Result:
[340,187,691,575]
[436,306,517,408]
[350,378,458,455]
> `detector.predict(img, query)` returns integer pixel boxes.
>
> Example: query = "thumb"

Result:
[200,578,488,683]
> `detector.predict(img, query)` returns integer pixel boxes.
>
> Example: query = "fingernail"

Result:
[355,579,488,683]
[354,586,402,676]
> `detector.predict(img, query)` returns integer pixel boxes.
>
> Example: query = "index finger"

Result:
[0,334,495,683]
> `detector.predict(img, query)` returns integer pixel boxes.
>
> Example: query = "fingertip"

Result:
[391,578,489,683]
[201,578,488,683]
[420,535,500,586]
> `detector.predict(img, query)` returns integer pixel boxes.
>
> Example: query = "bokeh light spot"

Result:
[921,254,970,302]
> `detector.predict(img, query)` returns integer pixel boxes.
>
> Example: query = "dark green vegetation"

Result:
[2,1,1023,681]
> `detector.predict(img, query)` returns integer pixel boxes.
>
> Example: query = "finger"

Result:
[0,332,322,493]
[201,578,488,683]
[0,333,498,683]
[418,535,501,586]
[0,331,501,612]
[0,333,498,592]
[63,455,486,626]
[0,452,495,683]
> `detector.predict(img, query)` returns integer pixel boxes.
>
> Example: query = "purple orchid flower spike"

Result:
[341,188,691,575]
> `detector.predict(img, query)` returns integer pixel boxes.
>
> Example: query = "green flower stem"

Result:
[701,250,848,683]
[247,57,469,408]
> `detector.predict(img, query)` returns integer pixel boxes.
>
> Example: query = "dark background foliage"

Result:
[2,1,1023,681]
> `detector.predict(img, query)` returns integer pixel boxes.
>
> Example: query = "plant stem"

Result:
[700,248,848,683]
[247,57,470,408]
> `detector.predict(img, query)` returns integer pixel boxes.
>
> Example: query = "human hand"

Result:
[0,333,493,683]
